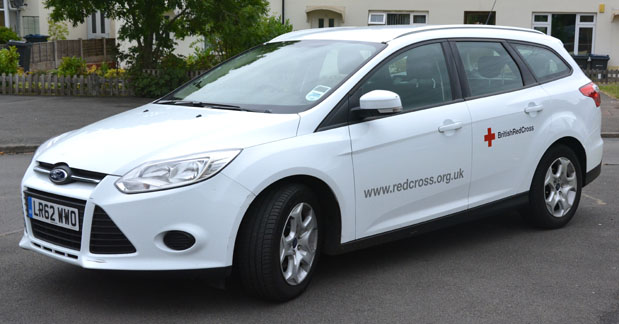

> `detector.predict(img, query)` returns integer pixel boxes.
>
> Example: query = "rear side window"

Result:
[512,43,570,82]
[455,42,524,97]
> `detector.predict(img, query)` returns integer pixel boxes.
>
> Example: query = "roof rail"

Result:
[393,25,544,41]
[271,27,353,42]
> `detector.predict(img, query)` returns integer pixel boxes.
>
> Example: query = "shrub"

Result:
[57,56,87,76]
[99,61,110,76]
[0,46,20,74]
[0,27,20,44]
[130,54,191,98]
[186,48,221,71]
[104,68,126,79]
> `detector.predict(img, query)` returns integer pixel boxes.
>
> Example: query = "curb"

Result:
[602,132,619,138]
[0,144,39,155]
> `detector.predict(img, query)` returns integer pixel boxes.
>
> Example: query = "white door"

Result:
[453,41,552,207]
[349,42,472,238]
[87,11,110,39]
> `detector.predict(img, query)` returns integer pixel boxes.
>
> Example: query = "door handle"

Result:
[438,121,463,133]
[524,104,544,114]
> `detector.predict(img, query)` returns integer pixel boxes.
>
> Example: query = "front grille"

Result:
[35,162,107,184]
[24,189,85,251]
[89,206,136,254]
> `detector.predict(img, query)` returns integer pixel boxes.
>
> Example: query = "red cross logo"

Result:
[484,128,496,147]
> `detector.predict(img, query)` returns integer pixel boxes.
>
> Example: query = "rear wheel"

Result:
[525,145,582,229]
[236,183,320,301]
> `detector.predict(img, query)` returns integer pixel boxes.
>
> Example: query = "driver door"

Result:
[348,42,472,238]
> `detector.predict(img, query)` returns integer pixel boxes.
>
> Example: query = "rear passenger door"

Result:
[452,40,552,207]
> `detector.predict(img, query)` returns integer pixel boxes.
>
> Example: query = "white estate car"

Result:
[20,25,603,301]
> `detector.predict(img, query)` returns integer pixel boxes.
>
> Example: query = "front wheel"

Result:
[525,145,582,229]
[236,183,320,301]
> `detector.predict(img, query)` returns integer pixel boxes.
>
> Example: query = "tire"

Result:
[236,183,321,301]
[525,145,582,229]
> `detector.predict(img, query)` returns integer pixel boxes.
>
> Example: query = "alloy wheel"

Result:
[544,157,577,217]
[279,202,318,286]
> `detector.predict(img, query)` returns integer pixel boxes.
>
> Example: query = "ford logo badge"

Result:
[49,165,73,185]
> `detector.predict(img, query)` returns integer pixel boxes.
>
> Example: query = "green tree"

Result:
[47,17,69,40]
[44,0,285,69]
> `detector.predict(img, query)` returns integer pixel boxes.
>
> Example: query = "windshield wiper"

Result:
[157,99,250,111]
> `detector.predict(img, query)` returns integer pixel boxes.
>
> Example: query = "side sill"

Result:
[584,162,601,187]
[324,192,529,255]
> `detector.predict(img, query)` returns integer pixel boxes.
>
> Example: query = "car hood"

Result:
[36,103,300,175]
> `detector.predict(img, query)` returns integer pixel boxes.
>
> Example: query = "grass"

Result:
[599,83,619,99]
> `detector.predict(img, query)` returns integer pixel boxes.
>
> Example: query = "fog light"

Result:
[163,231,196,251]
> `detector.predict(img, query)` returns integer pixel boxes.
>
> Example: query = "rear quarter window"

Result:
[512,43,571,82]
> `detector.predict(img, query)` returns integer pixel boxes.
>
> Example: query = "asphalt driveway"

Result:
[0,143,618,323]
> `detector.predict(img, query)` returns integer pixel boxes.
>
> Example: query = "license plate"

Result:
[27,197,80,231]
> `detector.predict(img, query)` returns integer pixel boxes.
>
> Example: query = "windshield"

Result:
[162,40,386,113]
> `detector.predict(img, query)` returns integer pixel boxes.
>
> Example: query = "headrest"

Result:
[477,56,506,79]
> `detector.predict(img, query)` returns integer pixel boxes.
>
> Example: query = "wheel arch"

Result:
[531,136,587,189]
[233,174,343,262]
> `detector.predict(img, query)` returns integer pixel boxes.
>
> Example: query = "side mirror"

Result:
[359,90,403,114]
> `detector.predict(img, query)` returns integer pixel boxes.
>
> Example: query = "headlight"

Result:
[115,149,241,194]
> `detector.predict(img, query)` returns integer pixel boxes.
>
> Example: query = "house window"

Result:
[368,12,428,25]
[387,13,410,25]
[532,13,596,55]
[328,18,335,27]
[22,16,39,35]
[464,11,496,25]
[318,18,324,28]
[413,15,427,24]
[368,13,386,25]
[88,10,109,39]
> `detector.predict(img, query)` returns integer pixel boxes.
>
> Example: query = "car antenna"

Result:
[485,0,497,25]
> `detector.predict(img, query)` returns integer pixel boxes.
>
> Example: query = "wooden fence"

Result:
[1,73,132,96]
[142,69,208,79]
[583,69,619,84]
[1,69,617,97]
[0,70,209,96]
[1,39,117,71]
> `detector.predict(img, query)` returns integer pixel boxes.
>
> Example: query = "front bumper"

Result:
[19,163,255,270]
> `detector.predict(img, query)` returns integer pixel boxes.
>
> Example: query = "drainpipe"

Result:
[3,0,10,28]
[281,0,285,24]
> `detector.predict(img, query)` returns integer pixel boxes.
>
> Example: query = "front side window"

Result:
[166,41,385,113]
[355,43,453,111]
[456,42,523,97]
[513,43,570,82]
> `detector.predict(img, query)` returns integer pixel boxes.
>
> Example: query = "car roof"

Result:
[270,25,544,43]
